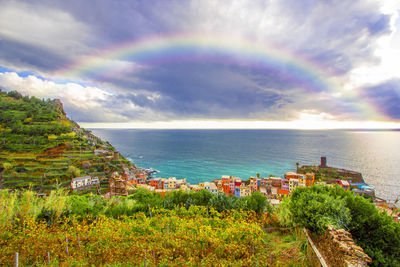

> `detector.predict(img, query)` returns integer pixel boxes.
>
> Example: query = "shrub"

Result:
[289,186,350,233]
[66,194,106,217]
[286,185,400,266]
[209,193,237,212]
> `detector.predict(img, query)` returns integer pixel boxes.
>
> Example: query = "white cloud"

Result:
[0,72,127,121]
[348,19,400,88]
[0,72,107,103]
[341,1,400,93]
[0,71,169,122]
[0,1,92,56]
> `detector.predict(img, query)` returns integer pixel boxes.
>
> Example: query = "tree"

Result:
[209,193,237,212]
[236,191,270,214]
[166,190,191,206]
[345,194,400,267]
[191,190,213,206]
[296,162,299,172]
[247,191,269,214]
[7,90,23,100]
[288,185,350,234]
[67,165,80,178]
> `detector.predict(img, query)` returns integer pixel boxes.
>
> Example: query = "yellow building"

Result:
[190,185,202,191]
[289,178,299,192]
[240,184,251,197]
[216,180,223,193]
[299,175,306,186]
[179,184,189,191]
[165,177,186,189]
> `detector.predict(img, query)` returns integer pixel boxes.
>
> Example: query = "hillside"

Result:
[0,89,138,193]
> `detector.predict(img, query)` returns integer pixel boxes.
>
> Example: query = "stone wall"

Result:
[312,226,372,267]
[108,172,128,197]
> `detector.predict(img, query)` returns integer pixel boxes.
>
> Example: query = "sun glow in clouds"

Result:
[80,119,400,130]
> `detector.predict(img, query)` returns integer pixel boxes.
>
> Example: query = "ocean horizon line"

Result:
[84,127,400,131]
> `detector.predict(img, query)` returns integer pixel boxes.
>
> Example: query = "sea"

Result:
[89,129,400,202]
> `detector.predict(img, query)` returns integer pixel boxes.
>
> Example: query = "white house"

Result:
[204,182,218,194]
[71,176,99,190]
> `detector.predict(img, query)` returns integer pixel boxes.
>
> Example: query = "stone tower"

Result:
[320,157,327,168]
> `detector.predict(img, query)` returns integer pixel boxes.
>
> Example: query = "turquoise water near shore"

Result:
[90,129,400,202]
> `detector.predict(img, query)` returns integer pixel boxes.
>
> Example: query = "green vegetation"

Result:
[158,189,271,214]
[0,90,70,152]
[0,188,272,226]
[0,90,136,192]
[0,189,310,266]
[298,165,363,183]
[284,185,400,267]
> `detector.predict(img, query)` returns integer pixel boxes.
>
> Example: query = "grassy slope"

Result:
[0,90,137,192]
[0,190,311,266]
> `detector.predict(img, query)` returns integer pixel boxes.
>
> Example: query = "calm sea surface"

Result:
[90,129,400,201]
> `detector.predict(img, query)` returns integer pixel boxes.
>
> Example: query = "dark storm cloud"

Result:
[0,0,397,122]
[31,0,192,45]
[2,0,391,72]
[0,39,68,71]
[362,80,400,119]
[98,62,290,119]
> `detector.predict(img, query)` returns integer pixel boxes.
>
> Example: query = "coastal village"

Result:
[71,156,399,222]
[2,91,399,265]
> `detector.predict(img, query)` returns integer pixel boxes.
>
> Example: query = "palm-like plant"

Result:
[0,162,12,188]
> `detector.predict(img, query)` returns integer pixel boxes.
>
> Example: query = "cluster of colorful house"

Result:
[72,169,374,201]
[128,172,373,199]
[69,156,400,221]
[70,157,377,198]
[103,165,321,198]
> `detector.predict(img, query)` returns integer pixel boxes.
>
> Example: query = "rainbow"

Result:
[54,32,386,120]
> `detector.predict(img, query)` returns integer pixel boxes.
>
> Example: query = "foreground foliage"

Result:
[0,189,271,228]
[285,185,400,267]
[0,190,309,266]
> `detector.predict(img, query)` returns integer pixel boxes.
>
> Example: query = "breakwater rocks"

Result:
[313,226,372,267]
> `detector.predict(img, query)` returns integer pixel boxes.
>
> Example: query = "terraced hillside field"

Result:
[0,90,137,192]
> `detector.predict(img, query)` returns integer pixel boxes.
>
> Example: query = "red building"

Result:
[234,180,242,188]
[136,172,147,179]
[221,175,231,195]
[149,179,164,189]
[277,188,289,197]
[284,172,301,180]
[335,180,351,190]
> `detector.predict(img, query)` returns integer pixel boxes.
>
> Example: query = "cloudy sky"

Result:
[0,0,400,129]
